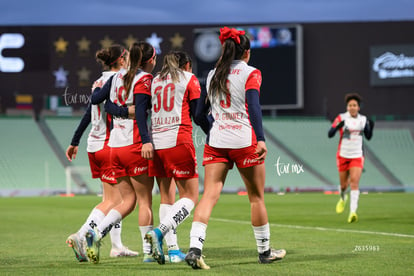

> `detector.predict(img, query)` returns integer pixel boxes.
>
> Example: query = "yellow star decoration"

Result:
[124,34,138,49]
[100,36,114,49]
[170,33,185,49]
[77,67,91,87]
[54,37,69,54]
[77,36,91,52]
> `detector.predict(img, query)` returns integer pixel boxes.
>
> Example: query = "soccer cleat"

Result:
[143,253,156,263]
[144,229,165,264]
[143,253,156,262]
[85,228,101,264]
[348,212,358,223]
[336,194,348,214]
[66,233,88,262]
[185,248,210,270]
[258,248,286,264]
[109,246,139,257]
[167,249,187,263]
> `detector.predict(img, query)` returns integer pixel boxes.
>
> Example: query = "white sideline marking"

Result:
[210,217,414,239]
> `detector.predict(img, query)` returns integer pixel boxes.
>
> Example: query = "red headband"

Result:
[110,49,126,65]
[144,47,156,64]
[219,26,246,45]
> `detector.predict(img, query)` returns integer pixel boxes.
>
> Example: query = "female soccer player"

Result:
[65,45,138,262]
[328,93,374,223]
[143,51,201,265]
[185,27,286,269]
[85,42,156,264]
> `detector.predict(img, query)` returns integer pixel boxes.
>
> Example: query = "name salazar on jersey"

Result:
[151,115,181,126]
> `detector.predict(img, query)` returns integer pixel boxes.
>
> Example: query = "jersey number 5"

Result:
[220,80,231,108]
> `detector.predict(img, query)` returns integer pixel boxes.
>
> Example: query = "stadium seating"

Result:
[367,129,414,188]
[0,117,67,196]
[263,118,392,190]
[1,116,413,196]
[44,116,91,167]
[44,116,102,194]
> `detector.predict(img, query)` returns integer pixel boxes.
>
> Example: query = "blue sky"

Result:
[1,0,414,25]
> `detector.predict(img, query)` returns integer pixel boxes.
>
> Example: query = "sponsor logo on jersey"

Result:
[243,158,258,166]
[134,166,148,174]
[173,169,190,175]
[102,174,115,182]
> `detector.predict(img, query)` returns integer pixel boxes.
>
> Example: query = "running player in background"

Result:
[185,27,286,269]
[144,51,201,265]
[328,93,374,223]
[85,42,156,264]
[65,45,138,262]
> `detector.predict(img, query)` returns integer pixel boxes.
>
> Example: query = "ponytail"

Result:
[158,52,182,82]
[209,27,250,98]
[123,43,142,98]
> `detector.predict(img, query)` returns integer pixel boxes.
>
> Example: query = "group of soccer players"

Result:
[65,26,373,269]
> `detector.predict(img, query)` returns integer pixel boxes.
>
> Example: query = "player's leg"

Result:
[147,176,197,264]
[348,165,363,223]
[130,173,155,261]
[85,177,136,263]
[157,177,186,263]
[336,170,349,213]
[186,162,229,270]
[103,182,138,258]
[238,163,286,264]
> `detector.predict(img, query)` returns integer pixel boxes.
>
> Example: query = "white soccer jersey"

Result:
[150,71,200,150]
[108,68,153,148]
[87,71,116,152]
[206,60,262,149]
[332,111,367,158]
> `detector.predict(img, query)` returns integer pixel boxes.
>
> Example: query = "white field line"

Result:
[209,217,414,239]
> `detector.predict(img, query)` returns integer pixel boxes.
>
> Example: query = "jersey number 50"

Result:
[153,83,175,113]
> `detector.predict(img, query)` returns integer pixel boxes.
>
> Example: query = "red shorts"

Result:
[110,144,149,179]
[88,146,116,184]
[336,156,364,172]
[149,143,198,179]
[202,143,264,169]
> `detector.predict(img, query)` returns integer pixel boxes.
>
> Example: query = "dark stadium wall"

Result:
[1,22,414,119]
[279,21,414,120]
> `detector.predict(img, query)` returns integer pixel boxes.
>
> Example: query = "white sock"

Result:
[160,204,179,251]
[350,190,360,213]
[109,221,123,249]
[78,208,105,240]
[140,225,153,254]
[97,209,122,238]
[189,221,207,250]
[253,223,270,254]
[158,197,194,236]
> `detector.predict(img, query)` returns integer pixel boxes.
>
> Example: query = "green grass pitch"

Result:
[1,192,413,275]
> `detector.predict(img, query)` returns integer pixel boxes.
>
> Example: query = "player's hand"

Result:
[141,142,154,160]
[255,141,267,161]
[66,145,78,161]
[336,120,345,129]
[128,105,136,119]
[92,79,104,90]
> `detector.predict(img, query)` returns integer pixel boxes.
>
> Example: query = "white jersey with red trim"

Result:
[206,60,261,149]
[150,71,201,150]
[332,111,367,158]
[108,68,152,148]
[87,71,116,152]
